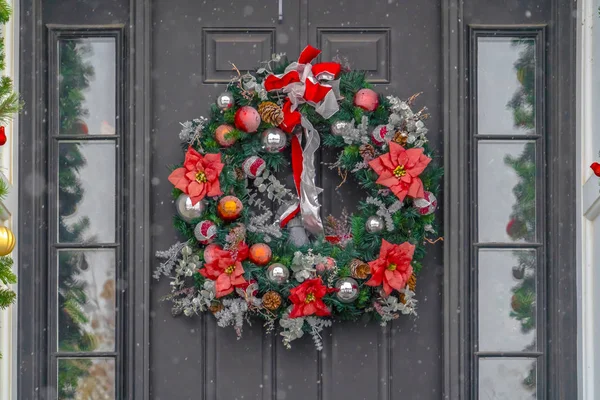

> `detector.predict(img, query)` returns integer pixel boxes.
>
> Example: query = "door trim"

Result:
[128,0,152,398]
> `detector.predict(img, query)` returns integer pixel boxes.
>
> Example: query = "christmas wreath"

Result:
[155,45,443,350]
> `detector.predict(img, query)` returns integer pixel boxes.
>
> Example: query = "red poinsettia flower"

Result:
[368,142,431,201]
[168,147,224,205]
[591,162,600,177]
[199,247,247,298]
[366,239,415,296]
[289,277,334,318]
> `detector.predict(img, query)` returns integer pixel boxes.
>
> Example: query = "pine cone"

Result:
[407,273,417,292]
[349,258,370,279]
[359,144,376,161]
[209,302,224,314]
[393,130,409,146]
[262,291,282,311]
[258,101,284,126]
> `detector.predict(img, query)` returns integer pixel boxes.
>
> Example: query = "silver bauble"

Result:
[175,194,205,222]
[216,91,234,110]
[261,127,287,153]
[512,265,525,280]
[331,120,351,136]
[266,263,290,284]
[365,215,385,233]
[335,277,359,303]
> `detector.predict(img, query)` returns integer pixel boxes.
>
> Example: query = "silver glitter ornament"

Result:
[331,120,351,136]
[266,263,290,284]
[216,91,234,110]
[261,127,287,153]
[175,194,205,222]
[365,215,385,233]
[335,277,359,303]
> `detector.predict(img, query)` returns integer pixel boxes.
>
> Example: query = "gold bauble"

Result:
[0,226,16,256]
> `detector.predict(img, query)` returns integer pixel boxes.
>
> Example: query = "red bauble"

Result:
[204,244,222,263]
[249,243,272,266]
[591,162,600,177]
[217,195,243,221]
[234,106,261,133]
[354,88,379,111]
[0,126,6,146]
[215,124,236,147]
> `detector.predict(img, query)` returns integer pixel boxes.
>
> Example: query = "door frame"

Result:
[16,0,578,399]
[442,0,578,398]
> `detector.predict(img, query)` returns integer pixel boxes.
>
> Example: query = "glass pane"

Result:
[479,358,537,399]
[58,141,116,243]
[59,38,116,135]
[58,358,115,399]
[477,37,536,135]
[58,250,116,352]
[478,141,536,243]
[478,249,536,352]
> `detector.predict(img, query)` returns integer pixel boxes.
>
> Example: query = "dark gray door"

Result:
[150,1,443,399]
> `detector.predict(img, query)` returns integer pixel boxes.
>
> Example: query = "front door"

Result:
[17,0,578,399]
[149,2,443,399]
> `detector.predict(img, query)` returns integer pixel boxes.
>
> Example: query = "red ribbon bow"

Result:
[264,45,341,133]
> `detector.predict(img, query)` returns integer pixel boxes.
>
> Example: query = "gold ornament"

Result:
[258,101,284,126]
[349,258,370,279]
[393,130,409,146]
[262,291,282,311]
[0,226,15,256]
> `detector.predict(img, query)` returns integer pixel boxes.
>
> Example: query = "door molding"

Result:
[17,0,48,398]
[442,0,468,399]
[128,0,152,398]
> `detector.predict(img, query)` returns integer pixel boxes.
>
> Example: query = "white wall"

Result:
[577,1,600,399]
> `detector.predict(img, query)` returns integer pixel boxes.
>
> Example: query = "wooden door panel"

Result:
[150,1,443,399]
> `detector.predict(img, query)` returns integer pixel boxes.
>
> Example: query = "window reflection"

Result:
[479,358,536,400]
[58,141,116,244]
[59,38,116,135]
[477,37,536,135]
[58,358,115,400]
[478,249,536,352]
[58,249,116,352]
[478,141,536,243]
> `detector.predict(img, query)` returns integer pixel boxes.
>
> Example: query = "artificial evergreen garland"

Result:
[156,46,443,349]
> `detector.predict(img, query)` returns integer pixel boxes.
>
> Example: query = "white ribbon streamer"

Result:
[297,116,324,236]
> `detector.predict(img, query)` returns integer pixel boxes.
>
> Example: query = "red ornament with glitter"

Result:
[217,195,243,221]
[194,220,217,244]
[0,126,6,146]
[249,243,272,266]
[242,156,266,178]
[354,88,379,112]
[215,124,236,147]
[371,125,389,145]
[234,106,261,133]
[413,191,437,215]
